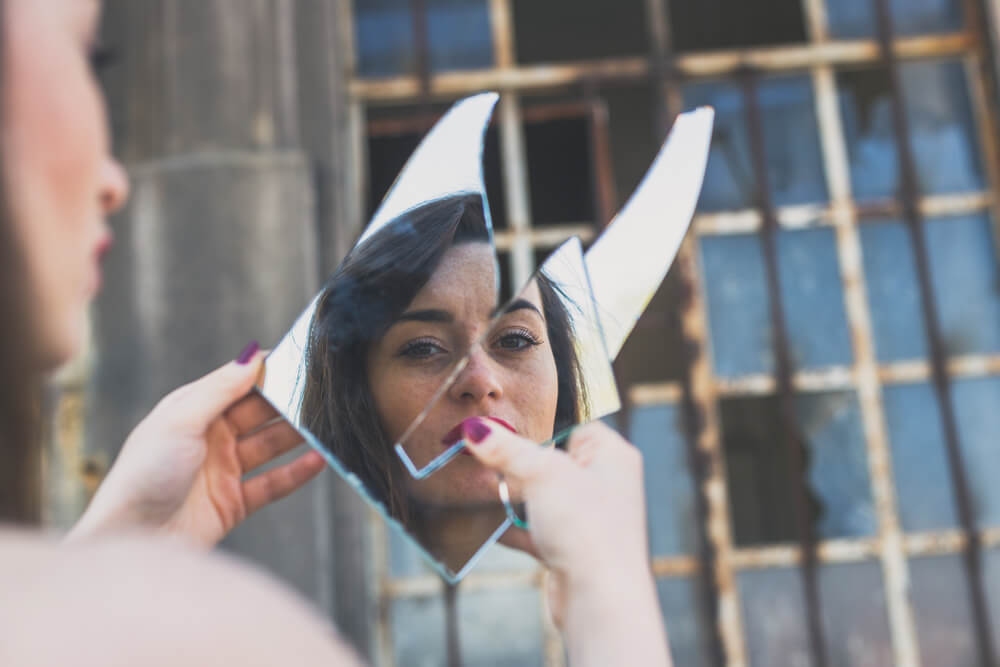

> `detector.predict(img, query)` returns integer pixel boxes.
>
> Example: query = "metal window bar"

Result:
[641,1,749,665]
[873,0,999,664]
[742,68,830,667]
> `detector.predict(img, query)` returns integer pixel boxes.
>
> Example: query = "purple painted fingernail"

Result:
[462,417,492,444]
[236,341,260,365]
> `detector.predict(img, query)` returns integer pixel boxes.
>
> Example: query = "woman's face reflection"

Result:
[367,242,559,507]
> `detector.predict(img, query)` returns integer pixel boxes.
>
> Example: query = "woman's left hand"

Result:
[67,345,326,547]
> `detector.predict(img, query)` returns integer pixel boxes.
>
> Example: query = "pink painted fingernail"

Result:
[236,341,260,365]
[462,417,492,444]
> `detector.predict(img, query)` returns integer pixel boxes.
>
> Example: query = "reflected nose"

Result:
[448,345,503,403]
[99,157,129,215]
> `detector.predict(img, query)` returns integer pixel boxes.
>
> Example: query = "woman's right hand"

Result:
[461,419,671,667]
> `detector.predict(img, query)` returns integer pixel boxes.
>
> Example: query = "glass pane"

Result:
[837,61,984,202]
[668,0,807,52]
[881,382,959,532]
[355,0,493,77]
[818,561,894,667]
[903,61,985,196]
[777,228,852,369]
[684,76,826,212]
[926,214,1000,357]
[391,523,434,578]
[738,567,813,667]
[684,81,753,212]
[391,595,446,666]
[355,0,415,78]
[426,0,493,72]
[657,577,715,667]
[513,0,648,64]
[614,266,689,384]
[828,0,962,39]
[700,233,772,377]
[836,68,899,203]
[758,77,829,208]
[721,392,876,546]
[858,220,929,362]
[951,377,1000,528]
[909,554,979,667]
[457,588,544,666]
[631,404,700,556]
[700,229,852,377]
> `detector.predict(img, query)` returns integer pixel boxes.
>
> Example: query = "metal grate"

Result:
[345,0,1000,664]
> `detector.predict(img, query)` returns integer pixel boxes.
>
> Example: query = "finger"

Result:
[242,449,326,515]
[160,343,265,433]
[462,417,560,485]
[566,421,627,462]
[226,392,282,437]
[237,420,304,472]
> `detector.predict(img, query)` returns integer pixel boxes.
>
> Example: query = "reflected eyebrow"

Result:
[394,309,454,324]
[494,298,543,319]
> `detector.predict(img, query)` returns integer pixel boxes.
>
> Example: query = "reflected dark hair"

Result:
[0,0,43,524]
[301,194,583,521]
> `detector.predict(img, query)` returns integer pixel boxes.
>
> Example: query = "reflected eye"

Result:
[494,328,542,351]
[399,338,448,360]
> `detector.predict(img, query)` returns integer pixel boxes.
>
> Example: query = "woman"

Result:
[0,0,671,664]
[301,193,587,570]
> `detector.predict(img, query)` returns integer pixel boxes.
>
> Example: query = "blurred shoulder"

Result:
[0,528,362,667]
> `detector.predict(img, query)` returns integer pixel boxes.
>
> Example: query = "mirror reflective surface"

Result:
[259,95,714,582]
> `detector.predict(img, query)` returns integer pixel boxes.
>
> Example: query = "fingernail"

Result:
[236,340,260,365]
[462,417,492,444]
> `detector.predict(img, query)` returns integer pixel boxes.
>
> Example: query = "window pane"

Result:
[657,577,715,667]
[828,0,962,39]
[721,392,876,546]
[391,595,446,665]
[524,112,595,225]
[859,220,929,362]
[457,588,544,667]
[837,61,984,202]
[426,0,493,72]
[355,0,493,77]
[777,228,853,369]
[903,61,985,196]
[818,561,894,667]
[738,567,813,667]
[631,404,700,556]
[926,214,1000,357]
[700,229,852,378]
[881,382,959,531]
[684,76,827,212]
[513,0,647,64]
[668,0,807,52]
[355,0,415,77]
[951,376,1000,529]
[909,554,979,667]
[700,233,772,377]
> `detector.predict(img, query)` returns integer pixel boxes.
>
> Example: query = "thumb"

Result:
[462,417,560,486]
[160,342,264,432]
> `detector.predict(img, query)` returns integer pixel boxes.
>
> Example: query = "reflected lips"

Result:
[441,416,517,454]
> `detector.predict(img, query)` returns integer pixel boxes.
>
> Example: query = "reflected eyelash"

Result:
[496,327,542,346]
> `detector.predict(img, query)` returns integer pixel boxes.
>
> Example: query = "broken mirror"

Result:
[258,93,714,582]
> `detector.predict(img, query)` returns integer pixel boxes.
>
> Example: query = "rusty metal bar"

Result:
[409,0,432,98]
[351,34,973,103]
[742,69,829,667]
[445,582,461,667]
[872,0,997,663]
[641,2,746,665]
[585,93,618,229]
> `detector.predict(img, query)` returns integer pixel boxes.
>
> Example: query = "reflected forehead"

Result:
[406,243,497,311]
